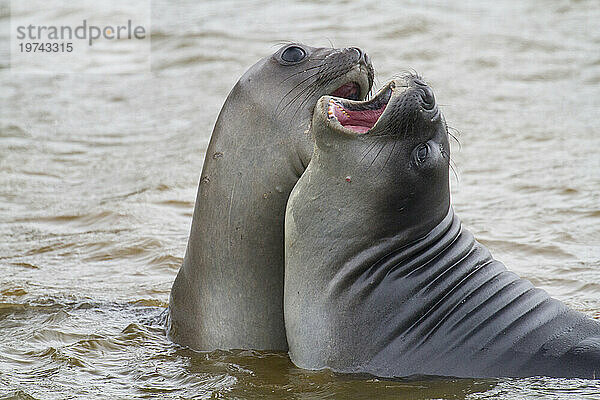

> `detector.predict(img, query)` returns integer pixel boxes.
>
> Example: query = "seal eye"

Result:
[416,144,429,163]
[281,46,306,63]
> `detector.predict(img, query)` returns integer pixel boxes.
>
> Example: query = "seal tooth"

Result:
[328,98,335,119]
[328,98,352,121]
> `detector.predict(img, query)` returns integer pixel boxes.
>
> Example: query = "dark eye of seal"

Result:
[416,144,429,163]
[281,46,306,63]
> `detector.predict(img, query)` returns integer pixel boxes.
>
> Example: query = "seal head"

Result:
[237,43,375,169]
[309,76,450,240]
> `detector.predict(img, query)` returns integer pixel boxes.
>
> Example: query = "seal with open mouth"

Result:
[168,43,374,351]
[284,75,600,378]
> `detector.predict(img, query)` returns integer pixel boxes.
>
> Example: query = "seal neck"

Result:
[327,207,460,298]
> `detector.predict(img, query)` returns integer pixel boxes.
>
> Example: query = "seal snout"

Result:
[319,47,374,102]
[392,75,440,129]
[319,74,441,138]
[412,77,436,111]
[349,47,371,69]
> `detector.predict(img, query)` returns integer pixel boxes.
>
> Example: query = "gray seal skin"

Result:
[284,76,600,378]
[168,43,374,351]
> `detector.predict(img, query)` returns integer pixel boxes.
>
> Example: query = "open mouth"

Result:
[327,82,394,134]
[331,82,361,101]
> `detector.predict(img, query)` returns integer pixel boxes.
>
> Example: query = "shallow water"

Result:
[1,0,599,398]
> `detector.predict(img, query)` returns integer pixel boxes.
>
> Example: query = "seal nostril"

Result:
[350,47,362,60]
[418,86,436,110]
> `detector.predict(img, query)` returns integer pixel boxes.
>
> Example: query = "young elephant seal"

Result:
[169,43,374,351]
[284,76,600,378]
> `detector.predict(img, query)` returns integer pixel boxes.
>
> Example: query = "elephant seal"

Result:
[169,43,374,351]
[284,75,600,378]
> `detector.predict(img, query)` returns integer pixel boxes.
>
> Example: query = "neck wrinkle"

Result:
[326,207,458,299]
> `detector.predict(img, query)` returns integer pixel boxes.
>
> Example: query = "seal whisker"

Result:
[368,142,388,169]
[278,70,322,101]
[286,79,320,117]
[360,139,381,163]
[281,78,330,132]
[449,132,460,148]
[377,140,397,178]
[449,158,460,184]
[288,81,326,125]
[272,40,305,48]
[276,70,322,114]
[277,83,323,126]
[447,125,462,150]
[279,65,323,84]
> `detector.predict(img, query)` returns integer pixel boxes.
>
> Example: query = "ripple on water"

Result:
[0,124,30,138]
[0,391,40,400]
[1,297,600,398]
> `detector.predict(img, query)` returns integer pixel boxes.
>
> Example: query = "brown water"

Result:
[1,0,599,398]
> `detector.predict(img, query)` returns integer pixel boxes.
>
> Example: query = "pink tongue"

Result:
[346,125,370,133]
[333,105,385,133]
